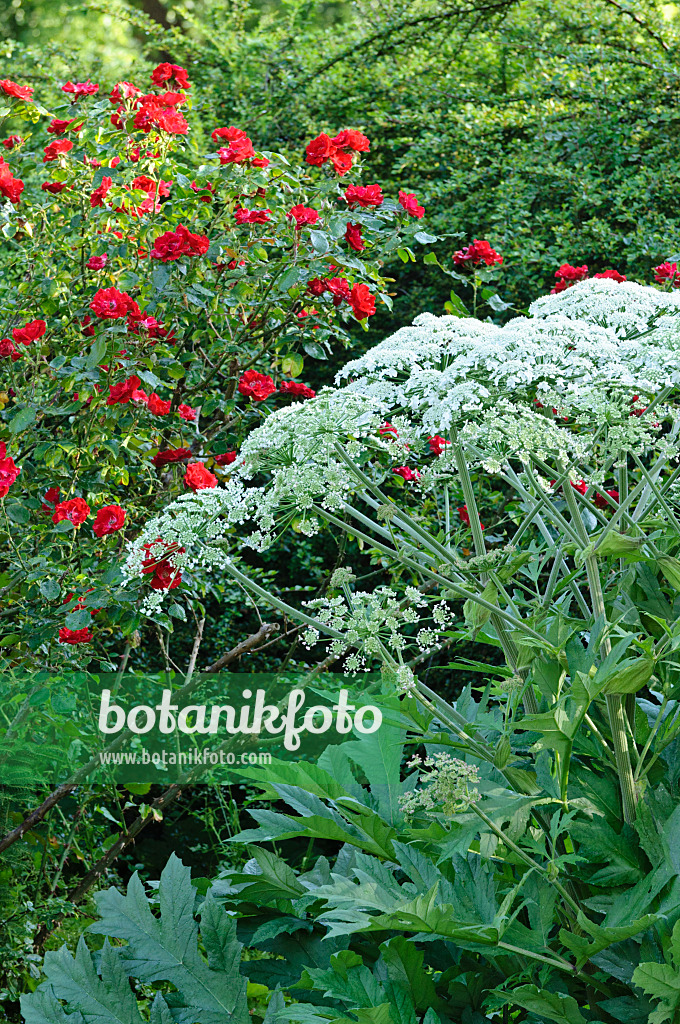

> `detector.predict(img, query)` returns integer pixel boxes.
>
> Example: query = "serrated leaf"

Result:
[9,406,36,434]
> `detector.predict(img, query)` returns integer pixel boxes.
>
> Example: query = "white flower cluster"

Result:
[123,278,680,635]
[399,753,481,816]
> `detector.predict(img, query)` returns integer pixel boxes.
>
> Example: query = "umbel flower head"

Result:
[124,278,680,627]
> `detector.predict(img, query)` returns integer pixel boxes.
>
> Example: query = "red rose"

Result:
[62,80,99,98]
[454,239,503,268]
[155,108,188,135]
[595,489,620,510]
[81,315,95,337]
[238,369,276,401]
[106,375,142,405]
[151,447,192,467]
[308,278,327,297]
[147,392,171,416]
[91,288,140,320]
[109,81,142,104]
[393,466,420,482]
[0,79,34,102]
[398,190,425,218]
[151,63,191,90]
[185,461,218,492]
[0,338,18,359]
[252,157,270,168]
[191,180,215,202]
[330,150,353,176]
[0,159,24,204]
[211,125,248,143]
[213,451,238,466]
[2,135,24,149]
[178,403,197,421]
[92,504,126,537]
[349,283,375,320]
[43,139,74,163]
[47,117,83,135]
[41,486,60,513]
[326,277,351,305]
[150,224,210,261]
[344,184,383,209]
[218,137,256,164]
[380,422,398,436]
[458,505,471,526]
[279,380,316,399]
[41,181,69,194]
[13,319,46,345]
[305,133,336,166]
[52,496,90,526]
[59,626,93,644]
[550,263,588,293]
[287,204,319,228]
[593,269,626,282]
[234,207,271,224]
[0,450,20,497]
[345,222,365,252]
[90,176,112,207]
[131,175,171,197]
[428,435,450,456]
[87,254,108,270]
[570,479,588,495]
[127,311,170,339]
[331,129,370,152]
[653,262,680,287]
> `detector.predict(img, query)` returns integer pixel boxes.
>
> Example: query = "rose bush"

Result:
[0,66,431,669]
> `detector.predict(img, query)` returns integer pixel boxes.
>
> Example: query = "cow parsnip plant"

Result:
[125,277,680,828]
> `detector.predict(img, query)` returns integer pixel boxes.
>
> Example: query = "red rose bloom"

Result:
[570,479,588,495]
[87,253,108,270]
[218,137,256,164]
[106,375,142,405]
[41,486,60,513]
[593,269,626,282]
[151,63,191,90]
[0,79,34,102]
[330,150,353,176]
[90,176,112,207]
[595,489,620,510]
[308,278,327,297]
[287,204,319,228]
[653,262,680,287]
[59,626,93,645]
[2,135,23,149]
[52,496,90,526]
[458,505,471,525]
[109,81,142,104]
[428,435,450,456]
[43,139,73,163]
[185,461,218,492]
[551,263,589,293]
[213,451,238,466]
[81,315,95,337]
[151,447,192,468]
[305,133,336,166]
[178,403,197,421]
[0,159,24,204]
[155,108,188,135]
[13,319,46,345]
[92,504,126,537]
[398,190,425,218]
[148,392,171,416]
[211,125,248,143]
[238,369,276,401]
[41,181,69,194]
[331,129,370,152]
[91,288,140,320]
[380,422,398,436]
[234,206,271,224]
[326,277,351,305]
[0,338,19,360]
[0,444,20,497]
[345,222,365,252]
[349,283,375,320]
[47,117,83,135]
[279,380,316,399]
[344,184,383,209]
[62,80,99,98]
[393,466,420,482]
[150,224,210,261]
[454,239,503,268]
[191,180,215,202]
[131,175,172,197]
